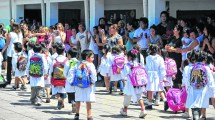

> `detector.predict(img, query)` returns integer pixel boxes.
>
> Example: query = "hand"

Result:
[86,31,88,36]
[172,75,176,80]
[204,38,209,45]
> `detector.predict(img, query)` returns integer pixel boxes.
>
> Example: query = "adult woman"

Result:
[76,23,90,52]
[2,24,22,84]
[97,25,106,65]
[103,24,123,48]
[125,21,136,51]
[64,23,72,52]
[70,27,78,49]
[165,25,183,88]
[53,23,66,44]
[147,25,163,48]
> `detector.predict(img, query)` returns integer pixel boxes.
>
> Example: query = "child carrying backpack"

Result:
[50,44,67,110]
[72,50,97,120]
[63,48,79,114]
[12,42,27,90]
[27,44,48,106]
[183,50,214,120]
[120,49,147,118]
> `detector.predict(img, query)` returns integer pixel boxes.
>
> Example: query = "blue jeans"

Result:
[109,80,124,92]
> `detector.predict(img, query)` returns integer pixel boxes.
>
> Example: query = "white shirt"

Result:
[76,31,89,52]
[54,35,62,43]
[133,27,150,49]
[7,32,18,57]
[70,36,77,49]
[88,36,98,54]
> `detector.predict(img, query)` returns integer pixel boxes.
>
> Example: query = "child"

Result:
[72,49,97,120]
[27,43,48,106]
[183,50,214,120]
[181,29,191,70]
[145,44,168,110]
[27,42,35,60]
[108,46,126,94]
[49,44,68,110]
[12,42,27,90]
[120,49,147,118]
[51,43,59,60]
[98,44,111,91]
[43,48,52,103]
[63,48,79,114]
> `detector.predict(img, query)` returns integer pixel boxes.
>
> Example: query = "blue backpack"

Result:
[72,62,91,88]
[0,37,5,49]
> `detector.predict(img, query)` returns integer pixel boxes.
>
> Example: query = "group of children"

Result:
[9,40,215,120]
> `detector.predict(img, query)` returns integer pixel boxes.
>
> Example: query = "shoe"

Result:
[119,91,124,95]
[35,102,41,106]
[139,111,147,118]
[120,108,127,116]
[145,105,152,110]
[164,101,169,111]
[20,85,27,91]
[45,98,50,103]
[182,112,190,118]
[12,86,17,90]
[56,100,63,110]
[74,114,79,120]
[113,87,117,92]
[200,116,206,120]
[72,102,76,113]
[154,100,159,106]
[192,108,201,120]
[87,117,93,120]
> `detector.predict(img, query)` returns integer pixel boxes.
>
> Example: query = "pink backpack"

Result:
[166,87,187,113]
[112,56,125,75]
[128,65,148,87]
[165,58,177,77]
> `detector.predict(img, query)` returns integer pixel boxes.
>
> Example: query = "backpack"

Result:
[51,58,67,87]
[0,37,5,49]
[72,62,91,88]
[128,64,148,87]
[190,63,207,89]
[29,54,44,78]
[165,58,177,77]
[112,56,125,75]
[17,54,27,71]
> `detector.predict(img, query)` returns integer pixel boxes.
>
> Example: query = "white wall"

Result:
[0,0,11,26]
[104,0,143,19]
[169,0,215,18]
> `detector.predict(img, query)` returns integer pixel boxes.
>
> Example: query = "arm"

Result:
[89,63,97,84]
[2,33,11,53]
[95,35,105,46]
[60,32,66,43]
[205,39,215,54]
[159,57,167,81]
[86,32,90,44]
[102,33,107,43]
[117,37,123,46]
[176,39,199,53]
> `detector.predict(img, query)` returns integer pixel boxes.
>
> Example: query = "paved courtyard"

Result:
[0,77,214,120]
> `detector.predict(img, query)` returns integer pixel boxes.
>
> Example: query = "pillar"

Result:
[90,0,104,32]
[148,0,166,27]
[16,5,24,23]
[84,0,89,30]
[46,0,58,26]
[41,0,45,26]
[143,0,148,17]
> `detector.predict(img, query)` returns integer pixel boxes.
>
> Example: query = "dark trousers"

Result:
[140,49,148,64]
[6,56,12,84]
[67,92,75,103]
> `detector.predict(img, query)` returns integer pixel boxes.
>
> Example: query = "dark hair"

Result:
[187,50,196,63]
[33,43,42,53]
[127,50,138,62]
[111,46,121,54]
[78,23,86,31]
[14,42,22,52]
[98,24,105,30]
[40,42,46,48]
[204,24,215,37]
[132,44,141,51]
[161,49,168,60]
[52,42,60,49]
[188,50,206,63]
[49,25,55,30]
[56,44,65,55]
[206,54,214,65]
[175,25,183,37]
[81,49,94,60]
[148,44,158,55]
[189,28,198,36]
[196,23,204,33]
[93,26,99,34]
[139,17,149,28]
[102,44,111,54]
[28,42,35,48]
[183,28,190,35]
[127,20,138,30]
[99,17,107,25]
[150,24,158,34]
[160,11,169,19]
[68,48,77,58]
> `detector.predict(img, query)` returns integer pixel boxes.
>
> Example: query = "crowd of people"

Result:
[0,10,215,120]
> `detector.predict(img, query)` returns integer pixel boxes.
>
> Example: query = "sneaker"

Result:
[35,102,41,106]
[74,114,79,120]
[192,108,200,120]
[56,100,63,110]
[45,98,50,103]
[154,100,159,106]
[164,101,169,111]
[120,108,127,116]
[20,85,27,91]
[182,112,190,118]
[119,91,124,95]
[113,87,117,92]
[145,105,152,110]
[12,86,17,90]
[72,102,76,113]
[139,111,147,118]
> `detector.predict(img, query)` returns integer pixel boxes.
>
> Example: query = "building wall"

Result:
[0,0,11,26]
[169,0,215,18]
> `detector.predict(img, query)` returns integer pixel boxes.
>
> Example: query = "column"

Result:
[90,0,104,32]
[46,0,58,26]
[41,0,45,26]
[84,0,89,30]
[143,0,148,17]
[16,5,24,23]
[148,0,165,26]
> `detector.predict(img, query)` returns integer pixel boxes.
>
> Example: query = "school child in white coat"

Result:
[108,46,126,94]
[145,44,168,110]
[183,50,214,119]
[49,44,68,110]
[98,44,111,91]
[63,48,79,114]
[72,50,97,120]
[120,49,147,118]
[12,42,27,90]
[43,48,52,103]
[26,44,48,106]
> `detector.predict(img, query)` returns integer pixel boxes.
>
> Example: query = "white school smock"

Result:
[145,54,166,91]
[63,58,79,93]
[121,61,145,102]
[26,53,48,87]
[98,52,111,77]
[183,64,215,108]
[44,55,52,85]
[73,61,97,102]
[49,55,67,94]
[12,52,27,77]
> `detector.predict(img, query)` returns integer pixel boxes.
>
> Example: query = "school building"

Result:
[0,0,215,30]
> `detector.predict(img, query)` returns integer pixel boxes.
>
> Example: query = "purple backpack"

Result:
[165,58,177,77]
[112,55,125,75]
[128,64,148,87]
[190,63,207,89]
